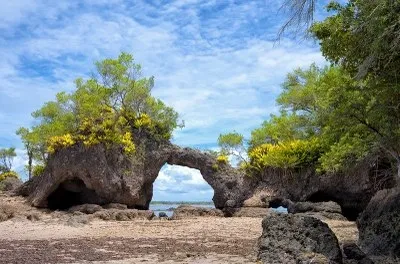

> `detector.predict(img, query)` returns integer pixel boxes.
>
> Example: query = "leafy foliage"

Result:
[32,165,45,177]
[217,132,247,165]
[247,138,322,171]
[0,148,16,173]
[17,53,181,171]
[0,171,19,182]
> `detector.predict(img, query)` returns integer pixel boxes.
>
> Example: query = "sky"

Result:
[0,0,331,201]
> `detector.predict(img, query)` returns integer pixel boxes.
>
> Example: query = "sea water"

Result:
[149,202,288,217]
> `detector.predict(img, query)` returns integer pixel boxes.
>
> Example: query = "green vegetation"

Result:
[0,148,18,182]
[17,53,182,173]
[0,148,16,173]
[219,1,400,183]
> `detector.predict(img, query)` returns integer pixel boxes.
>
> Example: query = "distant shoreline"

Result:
[150,201,213,205]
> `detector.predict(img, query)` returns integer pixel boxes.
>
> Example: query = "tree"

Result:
[217,132,247,165]
[311,0,400,80]
[278,0,317,38]
[0,148,16,173]
[16,128,35,179]
[21,53,182,170]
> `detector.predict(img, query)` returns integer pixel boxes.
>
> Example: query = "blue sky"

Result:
[0,0,331,201]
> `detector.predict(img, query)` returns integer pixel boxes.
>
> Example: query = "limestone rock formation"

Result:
[17,143,251,211]
[257,213,343,264]
[0,177,22,192]
[171,205,223,219]
[254,158,395,220]
[357,187,400,258]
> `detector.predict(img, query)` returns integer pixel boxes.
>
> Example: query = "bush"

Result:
[0,171,19,182]
[248,138,322,171]
[47,134,75,153]
[32,165,46,177]
[216,155,229,164]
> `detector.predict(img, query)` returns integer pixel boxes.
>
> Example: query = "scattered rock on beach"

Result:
[68,204,103,214]
[258,213,342,264]
[0,177,23,192]
[93,209,154,221]
[171,205,223,219]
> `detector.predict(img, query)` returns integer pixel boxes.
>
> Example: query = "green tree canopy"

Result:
[0,148,16,173]
[17,53,182,171]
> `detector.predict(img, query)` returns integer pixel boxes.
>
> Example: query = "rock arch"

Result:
[17,143,252,210]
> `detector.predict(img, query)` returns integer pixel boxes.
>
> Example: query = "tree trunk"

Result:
[28,151,32,180]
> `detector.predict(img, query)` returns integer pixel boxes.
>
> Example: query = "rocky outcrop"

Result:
[258,213,343,264]
[254,157,395,220]
[0,177,22,192]
[17,143,252,211]
[171,205,223,219]
[357,187,400,258]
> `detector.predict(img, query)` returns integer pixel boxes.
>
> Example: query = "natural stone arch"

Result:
[17,143,253,210]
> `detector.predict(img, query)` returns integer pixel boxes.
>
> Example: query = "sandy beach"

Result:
[0,212,358,264]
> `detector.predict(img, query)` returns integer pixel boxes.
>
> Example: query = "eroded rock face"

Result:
[254,158,395,220]
[357,187,400,258]
[257,213,343,264]
[17,143,251,211]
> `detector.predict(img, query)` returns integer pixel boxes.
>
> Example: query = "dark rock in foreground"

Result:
[341,243,374,264]
[171,205,223,219]
[258,213,342,264]
[357,187,400,258]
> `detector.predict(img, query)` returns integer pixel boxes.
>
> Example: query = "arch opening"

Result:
[47,178,104,210]
[150,164,215,216]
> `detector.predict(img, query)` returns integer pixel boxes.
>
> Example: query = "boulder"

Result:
[171,205,223,219]
[17,143,252,211]
[68,204,103,214]
[93,209,154,221]
[287,201,342,214]
[0,177,23,192]
[257,213,342,264]
[357,187,400,258]
[341,243,374,264]
[158,212,168,218]
[286,200,346,220]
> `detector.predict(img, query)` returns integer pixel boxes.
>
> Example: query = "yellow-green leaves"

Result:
[47,134,75,154]
[0,171,19,182]
[248,138,322,171]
